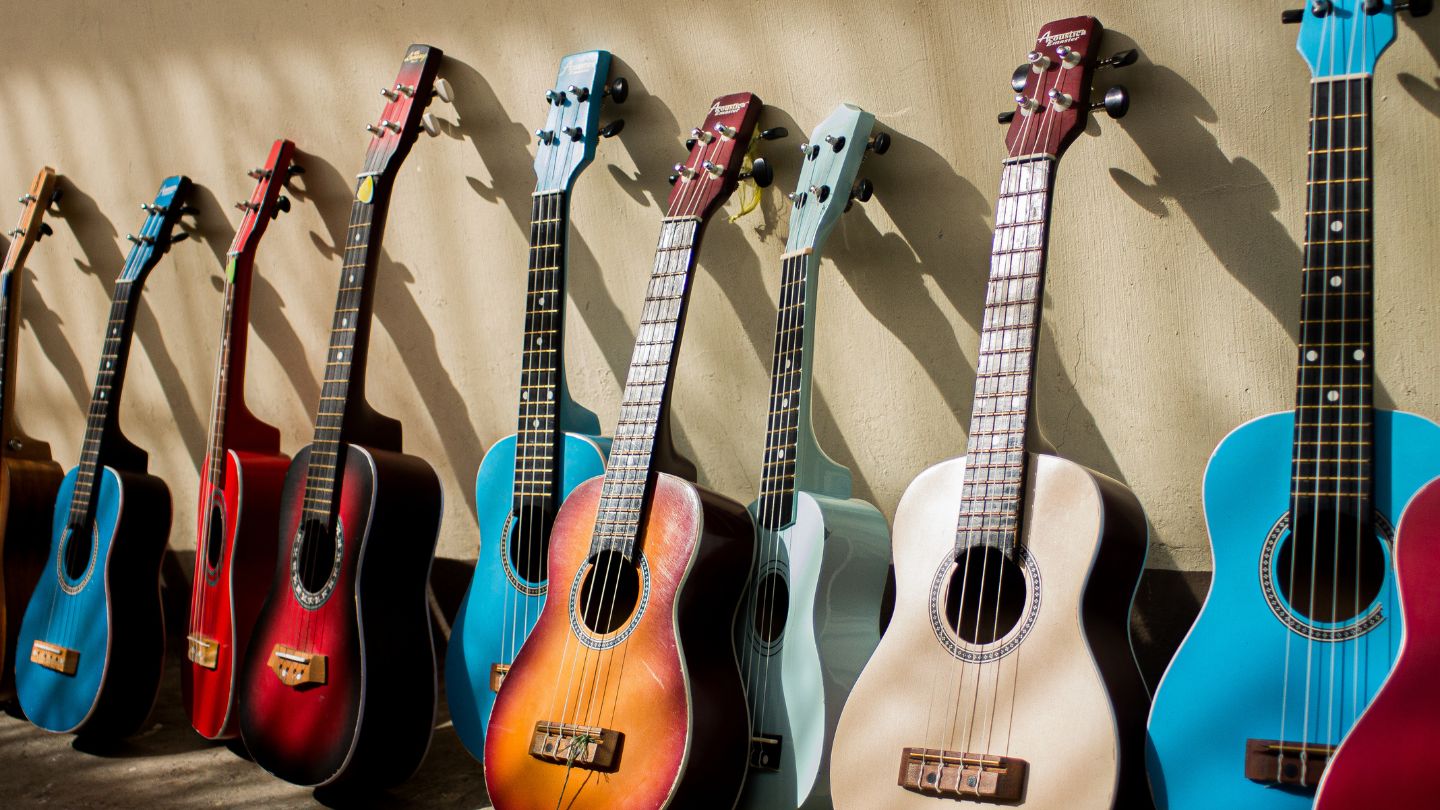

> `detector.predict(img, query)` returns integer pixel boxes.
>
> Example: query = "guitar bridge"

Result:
[490,663,509,692]
[1244,738,1334,789]
[187,634,218,670]
[749,733,783,771]
[529,721,622,771]
[267,644,327,687]
[898,747,1027,801]
[29,640,78,675]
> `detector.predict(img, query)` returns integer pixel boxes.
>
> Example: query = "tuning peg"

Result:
[685,138,698,150]
[701,160,725,178]
[787,190,807,206]
[140,202,168,214]
[365,123,382,134]
[125,233,139,244]
[1010,65,1030,93]
[126,233,154,245]
[845,178,874,211]
[600,119,625,138]
[171,232,190,243]
[567,84,590,102]
[998,110,1016,124]
[739,157,773,188]
[1090,86,1131,119]
[760,127,788,141]
[1398,0,1432,15]
[271,196,291,219]
[668,173,680,185]
[1364,0,1384,12]
[673,163,697,180]
[1097,49,1139,69]
[181,205,199,216]
[714,123,738,139]
[1282,8,1304,22]
[1055,46,1083,68]
[809,184,831,203]
[1027,50,1052,71]
[380,87,399,101]
[7,228,22,237]
[48,188,62,206]
[535,129,556,145]
[544,89,562,106]
[37,223,52,240]
[381,120,401,133]
[866,132,891,154]
[562,126,584,141]
[605,77,629,104]
[421,113,440,137]
[1047,89,1075,110]
[247,168,270,179]
[1306,0,1333,16]
[234,201,256,212]
[286,163,306,176]
[432,77,453,102]
[825,134,847,152]
[799,142,821,160]
[17,193,36,204]
[396,84,416,98]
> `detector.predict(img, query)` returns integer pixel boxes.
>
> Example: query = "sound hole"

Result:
[944,545,1027,645]
[1277,509,1384,623]
[204,503,226,573]
[507,513,551,584]
[298,518,335,594]
[578,550,641,635]
[63,525,92,580]
[752,572,789,644]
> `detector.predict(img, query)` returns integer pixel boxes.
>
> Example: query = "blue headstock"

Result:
[785,104,886,253]
[120,175,193,284]
[1295,1,1405,77]
[533,51,627,194]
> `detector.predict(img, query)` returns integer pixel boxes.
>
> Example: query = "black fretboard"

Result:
[755,251,808,531]
[512,190,570,519]
[1290,76,1374,518]
[69,278,144,530]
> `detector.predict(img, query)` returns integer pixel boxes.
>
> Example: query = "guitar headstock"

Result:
[533,50,627,193]
[3,167,60,272]
[227,139,301,277]
[120,175,194,283]
[358,44,444,200]
[666,93,767,220]
[785,104,888,252]
[1286,0,1428,77]
[1002,17,1136,159]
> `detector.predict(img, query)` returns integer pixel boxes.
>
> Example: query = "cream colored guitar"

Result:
[831,16,1150,809]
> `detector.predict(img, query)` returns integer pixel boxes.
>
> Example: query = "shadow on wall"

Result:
[21,176,91,415]
[1398,12,1440,117]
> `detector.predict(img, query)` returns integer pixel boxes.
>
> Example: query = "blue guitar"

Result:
[735,104,892,810]
[445,51,626,759]
[1147,3,1440,807]
[15,177,191,737]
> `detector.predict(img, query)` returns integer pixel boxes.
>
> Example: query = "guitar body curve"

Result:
[446,430,609,760]
[15,464,171,737]
[182,447,288,740]
[0,455,63,698]
[484,472,754,810]
[1147,409,1440,810]
[832,452,1150,809]
[239,443,441,789]
[736,491,890,810]
[1315,472,1440,809]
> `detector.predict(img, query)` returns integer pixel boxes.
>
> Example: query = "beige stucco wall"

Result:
[2,1,1437,573]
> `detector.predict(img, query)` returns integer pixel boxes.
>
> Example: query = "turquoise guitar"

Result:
[15,177,192,737]
[445,50,626,760]
[1147,3,1440,807]
[735,103,892,810]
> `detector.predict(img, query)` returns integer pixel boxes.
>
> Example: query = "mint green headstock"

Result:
[1293,0,1418,77]
[784,104,885,253]
[532,51,627,193]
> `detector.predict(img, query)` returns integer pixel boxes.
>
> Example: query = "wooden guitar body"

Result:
[1316,473,1440,809]
[446,430,609,759]
[14,464,171,736]
[737,491,889,809]
[484,472,754,810]
[239,442,441,788]
[0,454,63,699]
[181,447,287,739]
[832,452,1149,809]
[1146,409,1440,810]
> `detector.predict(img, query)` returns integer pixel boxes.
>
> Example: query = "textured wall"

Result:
[2,0,1438,574]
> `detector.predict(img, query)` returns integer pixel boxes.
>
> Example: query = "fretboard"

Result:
[1291,76,1374,516]
[302,193,380,521]
[70,278,144,530]
[512,190,570,517]
[756,251,808,530]
[0,271,15,444]
[202,274,240,490]
[592,217,700,557]
[956,157,1054,554]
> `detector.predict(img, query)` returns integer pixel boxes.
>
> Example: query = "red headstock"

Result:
[666,93,764,220]
[1003,17,1132,158]
[228,139,299,262]
[360,44,444,185]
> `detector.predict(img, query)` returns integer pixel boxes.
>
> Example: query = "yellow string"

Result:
[728,124,765,223]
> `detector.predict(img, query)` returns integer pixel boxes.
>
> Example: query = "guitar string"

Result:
[1349,31,1372,742]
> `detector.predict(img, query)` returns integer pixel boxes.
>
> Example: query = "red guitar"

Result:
[484,93,781,810]
[237,45,446,790]
[182,139,300,740]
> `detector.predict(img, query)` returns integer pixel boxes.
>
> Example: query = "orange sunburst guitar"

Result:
[484,93,784,810]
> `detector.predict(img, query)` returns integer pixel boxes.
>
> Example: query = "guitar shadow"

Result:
[1397,13,1440,117]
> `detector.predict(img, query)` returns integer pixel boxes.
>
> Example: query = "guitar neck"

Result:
[201,251,258,488]
[755,250,812,530]
[512,189,571,518]
[1290,75,1375,518]
[302,192,386,521]
[70,278,146,529]
[957,157,1056,554]
[0,271,17,445]
[592,217,701,556]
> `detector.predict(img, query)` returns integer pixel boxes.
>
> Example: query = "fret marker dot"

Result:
[106,361,113,368]
[521,391,528,400]
[547,391,554,400]
[532,419,540,428]
[1330,220,1343,232]
[781,396,789,407]
[349,274,355,282]
[784,360,792,370]
[1305,350,1318,362]
[1328,390,1340,402]
[538,297,545,305]
[1353,349,1365,361]
[536,337,544,346]
[335,351,343,360]
[99,391,105,399]
[342,317,348,326]
[1330,275,1342,287]
[777,448,786,458]
[111,327,118,335]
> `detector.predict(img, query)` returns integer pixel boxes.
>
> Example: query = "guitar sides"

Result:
[831,452,1149,809]
[0,455,63,699]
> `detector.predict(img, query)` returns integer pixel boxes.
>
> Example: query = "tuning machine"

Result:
[432,77,453,103]
[234,200,258,212]
[420,113,441,137]
[48,187,63,208]
[738,157,773,188]
[845,178,875,212]
[866,132,891,155]
[600,120,625,138]
[271,196,292,219]
[17,193,36,205]
[35,222,53,241]
[1397,0,1432,15]
[604,77,629,104]
[286,162,306,178]
[1096,49,1139,69]
[1089,86,1131,119]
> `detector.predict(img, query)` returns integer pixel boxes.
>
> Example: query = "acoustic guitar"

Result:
[830,17,1150,808]
[484,92,782,810]
[447,50,627,761]
[1147,3,1440,808]
[0,168,65,700]
[15,176,192,737]
[237,44,448,790]
[735,103,892,810]
[182,139,301,741]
